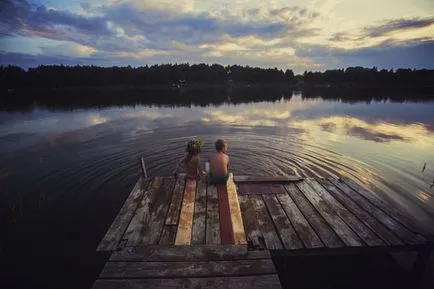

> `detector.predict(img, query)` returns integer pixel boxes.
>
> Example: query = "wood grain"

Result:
[321,179,403,246]
[227,175,247,244]
[175,178,197,245]
[250,195,283,249]
[206,184,221,244]
[305,178,384,246]
[296,180,363,247]
[97,177,146,251]
[276,192,323,248]
[99,259,276,278]
[192,179,207,245]
[285,184,344,248]
[93,275,282,289]
[110,245,271,261]
[263,194,303,249]
[238,194,263,247]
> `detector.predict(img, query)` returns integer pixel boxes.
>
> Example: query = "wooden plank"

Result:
[250,195,283,249]
[305,178,384,247]
[321,179,404,246]
[206,184,221,244]
[227,175,247,245]
[263,194,303,249]
[122,178,154,246]
[99,259,276,278]
[110,245,271,261]
[165,175,186,225]
[97,176,146,251]
[159,225,177,245]
[125,177,175,245]
[284,184,344,248]
[192,179,207,245]
[238,195,263,247]
[217,184,234,244]
[234,175,303,183]
[341,177,424,235]
[329,178,424,245]
[268,184,286,194]
[296,180,363,247]
[175,178,197,245]
[93,275,282,289]
[276,193,323,248]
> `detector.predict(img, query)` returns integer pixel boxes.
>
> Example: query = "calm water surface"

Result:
[1,93,434,288]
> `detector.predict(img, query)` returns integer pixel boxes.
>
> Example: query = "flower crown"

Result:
[186,138,203,153]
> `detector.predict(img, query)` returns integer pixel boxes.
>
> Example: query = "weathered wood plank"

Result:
[110,245,271,261]
[227,175,247,245]
[305,178,384,247]
[126,177,175,245]
[217,184,234,244]
[284,184,344,248]
[234,175,303,183]
[268,184,286,194]
[99,259,276,278]
[321,179,404,246]
[296,180,363,247]
[175,178,197,245]
[159,225,177,245]
[206,184,221,244]
[263,194,303,250]
[97,176,146,251]
[238,183,272,195]
[165,175,186,225]
[329,178,424,245]
[238,195,263,247]
[250,195,283,249]
[93,275,282,289]
[276,193,323,249]
[192,180,207,245]
[341,177,424,235]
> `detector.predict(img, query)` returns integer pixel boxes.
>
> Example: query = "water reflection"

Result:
[1,94,434,235]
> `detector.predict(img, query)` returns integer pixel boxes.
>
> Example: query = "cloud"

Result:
[297,40,434,69]
[326,17,434,48]
[346,125,407,143]
[363,17,434,38]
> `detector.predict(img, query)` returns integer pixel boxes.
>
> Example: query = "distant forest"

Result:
[1,64,434,111]
[1,63,434,88]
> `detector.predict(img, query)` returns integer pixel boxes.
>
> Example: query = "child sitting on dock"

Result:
[174,138,205,180]
[207,139,230,184]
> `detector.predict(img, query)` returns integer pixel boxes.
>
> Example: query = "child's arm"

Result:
[227,155,230,171]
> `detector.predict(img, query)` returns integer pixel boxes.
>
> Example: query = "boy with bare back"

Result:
[207,139,230,184]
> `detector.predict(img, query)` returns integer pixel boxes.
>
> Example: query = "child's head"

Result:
[186,138,203,155]
[215,139,227,153]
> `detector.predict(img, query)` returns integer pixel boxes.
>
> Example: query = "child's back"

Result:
[208,139,230,183]
[209,152,229,177]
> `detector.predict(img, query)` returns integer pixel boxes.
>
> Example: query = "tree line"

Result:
[1,64,433,89]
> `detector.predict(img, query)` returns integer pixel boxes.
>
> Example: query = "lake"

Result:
[1,92,434,288]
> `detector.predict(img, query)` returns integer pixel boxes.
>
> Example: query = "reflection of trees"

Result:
[1,64,434,110]
[1,86,294,112]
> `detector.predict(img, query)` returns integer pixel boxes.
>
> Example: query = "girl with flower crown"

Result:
[173,138,206,180]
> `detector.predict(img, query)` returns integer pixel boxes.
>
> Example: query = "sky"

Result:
[0,0,433,72]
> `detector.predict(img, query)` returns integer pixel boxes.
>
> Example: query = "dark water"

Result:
[1,93,434,288]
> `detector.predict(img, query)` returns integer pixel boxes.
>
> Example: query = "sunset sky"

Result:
[1,0,433,72]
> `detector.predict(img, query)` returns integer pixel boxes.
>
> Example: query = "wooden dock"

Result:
[93,174,434,289]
